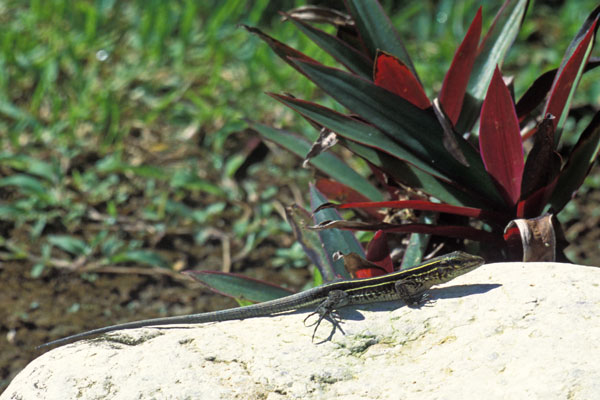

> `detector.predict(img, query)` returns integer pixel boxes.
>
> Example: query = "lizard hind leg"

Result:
[303,290,349,341]
[394,279,428,307]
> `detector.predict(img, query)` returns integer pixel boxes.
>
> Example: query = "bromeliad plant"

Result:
[190,1,600,301]
[246,1,600,264]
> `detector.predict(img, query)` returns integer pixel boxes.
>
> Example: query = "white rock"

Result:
[3,262,600,400]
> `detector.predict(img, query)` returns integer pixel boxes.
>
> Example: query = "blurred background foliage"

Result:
[1,0,600,392]
[1,0,598,279]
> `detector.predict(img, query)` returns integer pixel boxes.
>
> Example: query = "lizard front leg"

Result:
[304,290,349,341]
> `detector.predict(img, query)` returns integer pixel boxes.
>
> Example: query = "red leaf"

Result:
[503,224,523,260]
[516,59,600,123]
[479,66,524,208]
[315,178,370,203]
[314,199,507,224]
[543,13,599,136]
[515,69,556,122]
[373,51,431,109]
[439,7,482,125]
[516,177,558,219]
[380,224,499,242]
[315,178,382,219]
[519,115,561,216]
[310,220,500,242]
[340,252,389,279]
[364,230,394,275]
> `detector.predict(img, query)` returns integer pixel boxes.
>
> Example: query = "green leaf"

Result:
[291,59,505,207]
[185,271,293,302]
[170,170,226,196]
[0,99,39,128]
[310,185,364,281]
[270,94,448,181]
[48,235,91,256]
[458,0,529,132]
[95,154,169,180]
[0,205,25,219]
[0,174,52,201]
[340,139,487,208]
[126,165,169,179]
[0,154,58,182]
[346,0,418,81]
[248,121,383,201]
[31,263,45,279]
[544,7,600,142]
[284,14,372,78]
[111,250,169,269]
[400,213,435,270]
[285,204,331,278]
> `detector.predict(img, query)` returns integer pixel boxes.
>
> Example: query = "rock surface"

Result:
[3,261,600,400]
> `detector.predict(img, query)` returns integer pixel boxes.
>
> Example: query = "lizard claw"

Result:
[303,290,349,341]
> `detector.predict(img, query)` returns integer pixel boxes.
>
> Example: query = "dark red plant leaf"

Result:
[515,69,556,122]
[502,224,523,260]
[314,200,507,224]
[516,58,600,123]
[516,175,558,219]
[479,66,524,208]
[346,0,419,78]
[519,115,561,205]
[344,231,394,279]
[315,178,382,220]
[373,51,431,109]
[439,7,482,125]
[365,230,394,275]
[340,252,389,279]
[309,220,500,242]
[543,9,600,137]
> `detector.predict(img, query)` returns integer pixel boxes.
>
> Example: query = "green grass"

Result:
[0,0,322,275]
[1,0,599,274]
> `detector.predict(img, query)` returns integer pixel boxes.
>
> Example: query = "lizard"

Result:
[37,251,484,349]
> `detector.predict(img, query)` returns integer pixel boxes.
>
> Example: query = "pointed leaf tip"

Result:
[544,11,599,141]
[480,66,524,208]
[346,0,419,81]
[374,51,430,109]
[439,7,482,125]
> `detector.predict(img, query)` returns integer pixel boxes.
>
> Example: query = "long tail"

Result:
[37,290,321,350]
[36,311,234,350]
